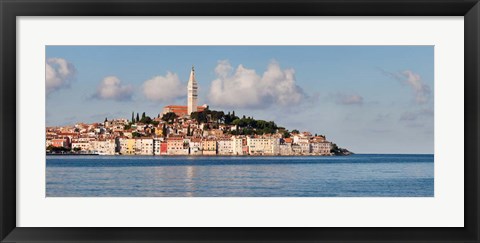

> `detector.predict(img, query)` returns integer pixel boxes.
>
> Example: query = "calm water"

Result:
[46,154,434,197]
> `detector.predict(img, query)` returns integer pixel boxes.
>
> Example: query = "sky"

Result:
[46,46,434,154]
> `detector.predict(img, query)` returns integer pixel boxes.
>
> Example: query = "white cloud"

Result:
[215,59,233,78]
[142,72,186,102]
[382,69,431,104]
[335,93,364,105]
[45,57,76,95]
[92,76,134,101]
[401,70,431,104]
[208,60,305,109]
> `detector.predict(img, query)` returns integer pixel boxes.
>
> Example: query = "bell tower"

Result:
[187,66,198,116]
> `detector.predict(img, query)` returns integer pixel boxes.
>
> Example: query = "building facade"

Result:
[90,139,116,155]
[311,142,332,155]
[135,138,154,155]
[217,139,234,155]
[202,139,217,155]
[119,138,135,155]
[189,138,203,155]
[247,137,279,155]
[167,137,188,155]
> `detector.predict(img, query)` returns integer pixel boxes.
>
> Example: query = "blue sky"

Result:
[46,46,434,154]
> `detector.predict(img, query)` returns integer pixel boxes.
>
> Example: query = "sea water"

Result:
[46,154,433,197]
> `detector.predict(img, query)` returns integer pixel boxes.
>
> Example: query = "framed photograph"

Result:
[1,0,479,242]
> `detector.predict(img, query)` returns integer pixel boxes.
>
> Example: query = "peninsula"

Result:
[46,67,351,156]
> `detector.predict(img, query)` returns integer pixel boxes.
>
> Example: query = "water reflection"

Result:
[185,166,195,197]
[46,154,434,197]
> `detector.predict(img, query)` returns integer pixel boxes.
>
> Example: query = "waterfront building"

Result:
[90,139,116,155]
[217,138,234,155]
[232,136,244,155]
[299,142,311,154]
[247,137,279,155]
[311,141,332,155]
[242,145,249,155]
[71,142,91,152]
[135,138,154,155]
[189,138,203,155]
[272,138,281,155]
[291,144,302,154]
[153,138,163,155]
[51,137,71,148]
[279,143,293,155]
[142,138,154,155]
[202,139,217,155]
[160,141,168,155]
[119,138,135,155]
[167,137,188,155]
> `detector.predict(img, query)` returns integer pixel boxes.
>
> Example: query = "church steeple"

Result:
[189,65,196,83]
[187,65,198,116]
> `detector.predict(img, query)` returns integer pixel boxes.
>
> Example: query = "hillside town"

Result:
[46,66,350,156]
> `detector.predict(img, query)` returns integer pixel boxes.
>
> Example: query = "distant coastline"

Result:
[46,151,353,157]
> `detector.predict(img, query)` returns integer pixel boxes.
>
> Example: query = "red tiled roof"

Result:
[163,105,207,116]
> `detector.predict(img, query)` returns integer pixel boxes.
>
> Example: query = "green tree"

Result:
[142,112,146,120]
[162,124,167,137]
[132,131,141,138]
[162,112,178,124]
[136,113,140,123]
[191,111,207,123]
[140,115,152,124]
[292,129,300,134]
[46,145,70,153]
[131,112,135,123]
[211,110,224,123]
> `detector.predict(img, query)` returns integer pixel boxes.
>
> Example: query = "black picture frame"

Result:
[1,0,479,242]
